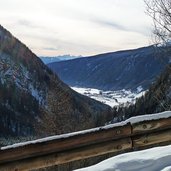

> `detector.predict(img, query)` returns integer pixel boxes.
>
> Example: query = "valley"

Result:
[71,86,145,107]
[1,0,171,170]
[48,46,170,92]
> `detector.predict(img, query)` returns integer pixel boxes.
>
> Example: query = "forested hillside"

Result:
[0,25,112,142]
[112,63,171,122]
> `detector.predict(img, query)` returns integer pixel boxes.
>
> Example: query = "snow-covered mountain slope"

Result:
[75,144,171,171]
[48,46,170,91]
[0,25,112,139]
[71,87,145,107]
[0,52,46,105]
[40,55,81,64]
[117,63,171,121]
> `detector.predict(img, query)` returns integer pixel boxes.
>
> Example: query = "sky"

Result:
[0,0,153,56]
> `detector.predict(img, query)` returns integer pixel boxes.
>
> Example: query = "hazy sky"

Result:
[0,0,153,56]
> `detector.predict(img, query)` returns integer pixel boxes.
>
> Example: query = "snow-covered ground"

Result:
[75,144,171,171]
[71,87,145,107]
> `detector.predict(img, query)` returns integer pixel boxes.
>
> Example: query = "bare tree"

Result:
[144,0,171,111]
[144,0,171,45]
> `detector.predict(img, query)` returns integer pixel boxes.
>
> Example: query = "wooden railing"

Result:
[1,112,171,171]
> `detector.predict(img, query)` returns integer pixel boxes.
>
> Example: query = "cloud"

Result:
[0,0,153,56]
[56,5,127,31]
[43,47,58,51]
[17,20,33,27]
[16,19,44,29]
[91,17,127,31]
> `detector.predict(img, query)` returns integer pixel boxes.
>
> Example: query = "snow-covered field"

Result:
[75,144,171,171]
[71,87,145,107]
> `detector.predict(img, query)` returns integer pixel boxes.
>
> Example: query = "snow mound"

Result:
[75,145,171,171]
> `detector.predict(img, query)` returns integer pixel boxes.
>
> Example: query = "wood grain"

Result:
[0,124,131,164]
[1,117,171,170]
[132,117,171,135]
[133,128,171,148]
[0,138,132,171]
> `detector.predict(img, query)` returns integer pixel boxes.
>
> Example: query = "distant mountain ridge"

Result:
[0,25,112,140]
[48,46,170,91]
[40,55,81,64]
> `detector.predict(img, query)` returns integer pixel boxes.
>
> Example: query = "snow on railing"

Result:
[1,111,171,171]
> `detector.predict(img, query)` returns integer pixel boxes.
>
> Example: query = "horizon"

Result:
[0,0,153,56]
[39,44,153,58]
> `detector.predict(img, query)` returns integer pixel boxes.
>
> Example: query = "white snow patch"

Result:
[75,144,171,171]
[71,87,145,107]
[1,111,171,150]
[162,166,171,171]
[28,84,42,102]
[126,110,171,124]
[137,86,143,93]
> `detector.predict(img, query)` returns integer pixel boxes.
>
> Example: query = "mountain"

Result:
[115,63,171,121]
[48,46,170,91]
[40,55,81,64]
[0,25,112,140]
